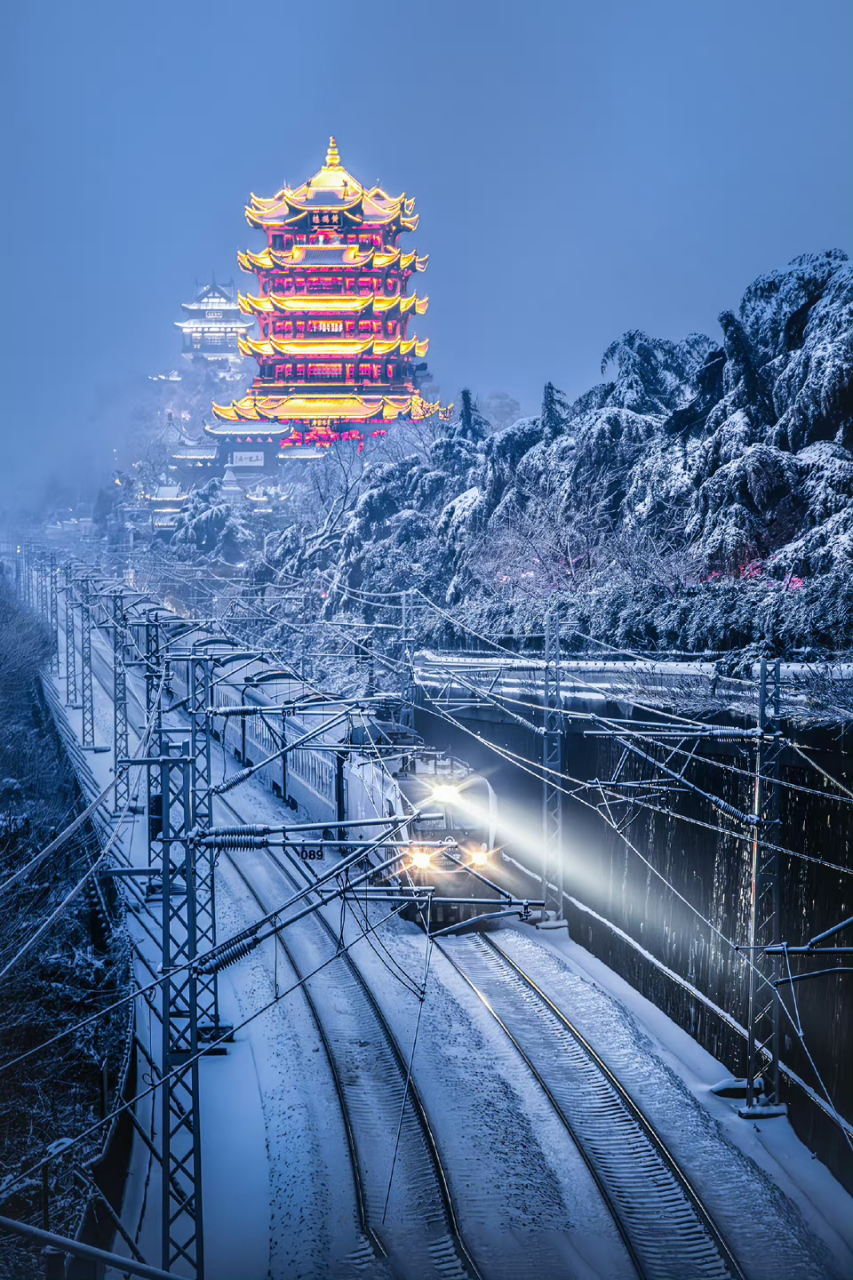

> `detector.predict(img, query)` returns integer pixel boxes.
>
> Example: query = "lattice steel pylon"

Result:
[743,656,784,1115]
[145,616,164,872]
[159,744,205,1278]
[48,554,59,674]
[79,579,95,748]
[189,654,224,1038]
[62,566,78,706]
[542,610,564,918]
[112,592,130,814]
[36,553,47,622]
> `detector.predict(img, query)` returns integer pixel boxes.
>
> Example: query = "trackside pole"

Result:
[542,610,565,923]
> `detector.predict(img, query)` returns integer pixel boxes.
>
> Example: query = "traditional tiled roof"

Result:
[208,392,440,427]
[245,138,419,232]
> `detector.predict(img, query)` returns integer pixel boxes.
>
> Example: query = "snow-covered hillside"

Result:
[161,251,853,656]
[303,251,853,653]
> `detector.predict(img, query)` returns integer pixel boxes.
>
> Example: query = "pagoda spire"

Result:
[325,135,341,168]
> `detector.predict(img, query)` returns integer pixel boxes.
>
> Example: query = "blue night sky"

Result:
[2,0,851,498]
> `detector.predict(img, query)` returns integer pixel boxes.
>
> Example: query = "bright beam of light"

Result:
[438,786,604,900]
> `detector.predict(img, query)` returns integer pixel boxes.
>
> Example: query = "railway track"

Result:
[84,628,480,1280]
[436,932,746,1280]
[216,792,481,1280]
[85,621,740,1280]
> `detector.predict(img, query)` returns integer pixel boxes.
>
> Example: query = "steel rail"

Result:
[87,622,479,1280]
[439,932,746,1280]
[210,810,388,1267]
[218,791,482,1280]
[82,633,398,1274]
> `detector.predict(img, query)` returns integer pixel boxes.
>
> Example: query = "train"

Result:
[148,628,502,931]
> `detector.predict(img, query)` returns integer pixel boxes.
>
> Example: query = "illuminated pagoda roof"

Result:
[206,392,440,427]
[236,245,427,273]
[238,290,428,317]
[239,334,429,359]
[245,137,419,233]
[208,137,444,458]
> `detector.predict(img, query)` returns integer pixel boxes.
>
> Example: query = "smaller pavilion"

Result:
[175,278,252,369]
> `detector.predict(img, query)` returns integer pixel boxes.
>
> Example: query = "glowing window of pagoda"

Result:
[296,321,306,335]
[386,364,395,379]
[309,319,343,334]
[285,364,294,376]
[358,320,372,334]
[345,278,355,293]
[308,363,343,378]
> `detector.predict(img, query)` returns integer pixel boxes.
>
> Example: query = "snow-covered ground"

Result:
[491,926,853,1280]
[46,607,853,1280]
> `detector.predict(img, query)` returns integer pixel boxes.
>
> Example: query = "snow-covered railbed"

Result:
[244,829,639,1280]
[435,932,741,1280]
[490,927,853,1280]
[82,614,852,1280]
[214,817,472,1280]
[86,626,379,1278]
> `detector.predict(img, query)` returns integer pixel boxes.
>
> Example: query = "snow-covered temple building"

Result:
[204,137,441,470]
[175,278,251,370]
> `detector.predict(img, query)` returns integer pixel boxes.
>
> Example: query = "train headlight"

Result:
[410,848,432,869]
[431,784,459,803]
[472,845,489,866]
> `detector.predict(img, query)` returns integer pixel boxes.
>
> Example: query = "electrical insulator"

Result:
[197,934,261,974]
[213,767,254,795]
[205,833,270,850]
[208,824,271,837]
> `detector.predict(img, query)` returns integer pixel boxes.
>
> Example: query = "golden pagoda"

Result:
[207,138,440,465]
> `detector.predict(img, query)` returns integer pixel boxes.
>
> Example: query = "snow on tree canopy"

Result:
[198,252,853,653]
